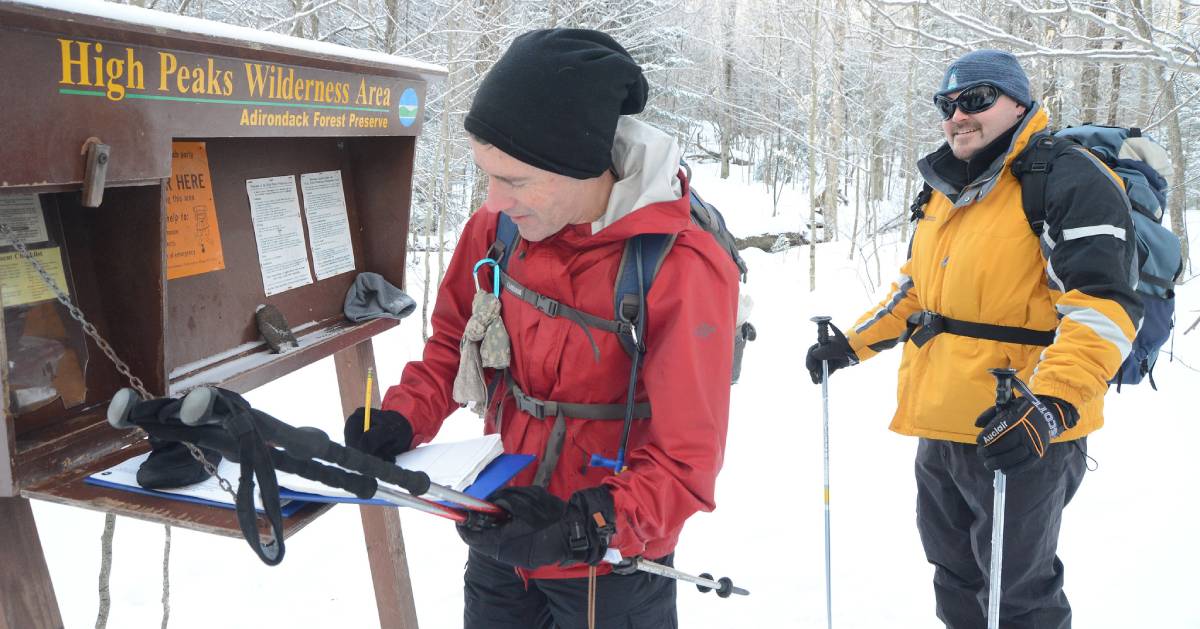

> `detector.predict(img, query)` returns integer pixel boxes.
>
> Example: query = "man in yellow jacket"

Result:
[806,50,1142,628]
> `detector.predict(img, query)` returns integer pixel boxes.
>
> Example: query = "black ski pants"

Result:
[463,550,678,629]
[915,438,1086,629]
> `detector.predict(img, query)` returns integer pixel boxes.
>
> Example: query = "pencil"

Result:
[363,367,374,432]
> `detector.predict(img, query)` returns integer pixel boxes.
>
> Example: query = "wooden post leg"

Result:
[0,497,63,629]
[334,340,419,629]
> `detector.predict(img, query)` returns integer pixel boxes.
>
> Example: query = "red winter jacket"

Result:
[382,173,739,580]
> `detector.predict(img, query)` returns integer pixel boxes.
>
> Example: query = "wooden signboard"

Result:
[0,2,445,627]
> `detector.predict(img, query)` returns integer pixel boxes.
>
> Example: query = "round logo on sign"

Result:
[398,88,419,127]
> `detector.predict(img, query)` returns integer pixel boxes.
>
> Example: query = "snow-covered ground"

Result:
[33,161,1200,628]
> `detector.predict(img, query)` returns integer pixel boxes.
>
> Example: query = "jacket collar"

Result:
[591,116,685,234]
[538,118,691,248]
[918,103,1048,208]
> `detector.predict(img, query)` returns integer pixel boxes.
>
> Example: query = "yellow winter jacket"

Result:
[849,105,1142,444]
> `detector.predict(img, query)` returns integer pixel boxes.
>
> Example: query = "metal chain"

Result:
[0,221,236,499]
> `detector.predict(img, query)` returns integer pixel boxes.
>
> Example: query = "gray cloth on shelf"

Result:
[344,272,417,322]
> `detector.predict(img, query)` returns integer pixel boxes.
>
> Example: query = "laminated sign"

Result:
[167,141,226,280]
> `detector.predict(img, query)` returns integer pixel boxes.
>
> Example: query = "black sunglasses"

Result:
[934,84,1001,120]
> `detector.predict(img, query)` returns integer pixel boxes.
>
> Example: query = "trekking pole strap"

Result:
[231,413,286,566]
[906,311,1056,348]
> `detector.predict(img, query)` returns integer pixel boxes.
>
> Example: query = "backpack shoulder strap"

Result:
[490,212,521,270]
[910,182,933,222]
[1011,133,1078,237]
[613,232,676,358]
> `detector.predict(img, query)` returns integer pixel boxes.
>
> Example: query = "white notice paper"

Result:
[0,193,49,244]
[299,171,356,280]
[246,176,313,296]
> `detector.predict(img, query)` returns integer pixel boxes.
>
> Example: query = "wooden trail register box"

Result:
[0,2,445,627]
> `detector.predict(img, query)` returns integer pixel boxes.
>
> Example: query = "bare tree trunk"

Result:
[383,0,401,53]
[808,5,820,291]
[719,0,737,179]
[821,0,845,242]
[1040,21,1062,119]
[862,8,885,259]
[1159,82,1190,271]
[1131,0,1191,270]
[849,160,861,260]
[901,4,921,244]
[470,0,506,211]
[438,15,458,283]
[1106,39,1125,126]
[1079,4,1107,123]
[289,0,306,37]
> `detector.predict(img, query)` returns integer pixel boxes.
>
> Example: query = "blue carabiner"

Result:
[473,258,500,297]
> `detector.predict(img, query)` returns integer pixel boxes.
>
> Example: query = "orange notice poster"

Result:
[166,141,225,280]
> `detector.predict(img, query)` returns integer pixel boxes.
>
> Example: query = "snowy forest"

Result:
[120,0,1199,322]
[14,3,1198,628]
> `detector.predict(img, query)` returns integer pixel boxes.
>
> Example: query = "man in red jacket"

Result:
[343,29,739,628]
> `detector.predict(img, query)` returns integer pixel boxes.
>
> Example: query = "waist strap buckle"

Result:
[909,311,944,348]
[513,389,557,419]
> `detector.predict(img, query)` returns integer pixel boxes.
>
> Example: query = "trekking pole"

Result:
[363,486,751,597]
[810,315,834,629]
[986,368,1016,629]
[609,554,748,597]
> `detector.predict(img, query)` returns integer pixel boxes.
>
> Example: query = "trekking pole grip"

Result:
[988,368,1017,407]
[810,315,832,345]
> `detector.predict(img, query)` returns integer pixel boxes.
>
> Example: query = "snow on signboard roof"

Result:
[4,0,448,77]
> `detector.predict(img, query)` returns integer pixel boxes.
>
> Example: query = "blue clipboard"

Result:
[84,475,310,518]
[85,453,534,515]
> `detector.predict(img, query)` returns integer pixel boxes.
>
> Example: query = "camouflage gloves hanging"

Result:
[454,290,511,414]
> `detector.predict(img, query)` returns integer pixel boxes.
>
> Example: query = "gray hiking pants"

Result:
[915,438,1086,629]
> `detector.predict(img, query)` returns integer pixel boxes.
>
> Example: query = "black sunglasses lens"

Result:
[957,85,999,114]
[935,85,1000,119]
[935,97,955,120]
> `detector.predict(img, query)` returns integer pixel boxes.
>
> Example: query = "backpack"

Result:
[493,177,751,366]
[487,172,750,477]
[1011,124,1184,389]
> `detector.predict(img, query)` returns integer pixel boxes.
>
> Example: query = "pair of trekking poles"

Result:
[811,317,1018,629]
[106,385,748,597]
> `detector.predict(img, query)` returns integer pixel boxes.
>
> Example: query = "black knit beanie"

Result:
[464,28,649,180]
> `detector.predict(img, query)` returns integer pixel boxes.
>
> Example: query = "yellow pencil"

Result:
[363,367,374,432]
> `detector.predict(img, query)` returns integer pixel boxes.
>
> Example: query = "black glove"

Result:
[805,323,858,384]
[975,395,1078,474]
[457,485,616,570]
[343,408,413,459]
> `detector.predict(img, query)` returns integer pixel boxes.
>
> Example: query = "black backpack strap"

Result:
[613,233,676,358]
[490,212,521,270]
[910,183,933,222]
[1011,133,1069,237]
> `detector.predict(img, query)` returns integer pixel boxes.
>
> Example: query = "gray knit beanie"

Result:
[935,49,1031,107]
